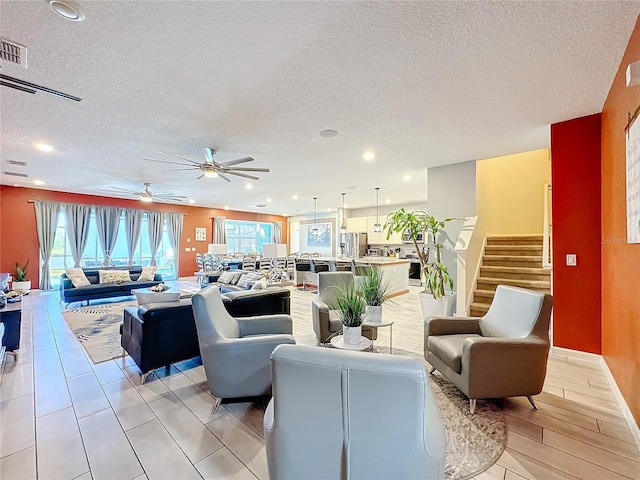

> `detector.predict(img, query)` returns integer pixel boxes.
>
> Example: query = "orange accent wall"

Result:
[601,16,640,426]
[551,114,602,354]
[0,185,287,285]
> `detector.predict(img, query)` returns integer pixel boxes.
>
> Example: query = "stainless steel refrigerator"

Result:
[343,232,368,258]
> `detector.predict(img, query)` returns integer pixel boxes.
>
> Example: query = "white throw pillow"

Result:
[217,271,235,284]
[236,274,252,289]
[98,270,131,284]
[137,266,158,282]
[251,277,268,290]
[65,268,91,287]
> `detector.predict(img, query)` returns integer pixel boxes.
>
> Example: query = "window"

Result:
[225,220,273,255]
[49,208,176,287]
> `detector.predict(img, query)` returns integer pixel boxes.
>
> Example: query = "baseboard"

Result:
[550,346,640,450]
[550,346,602,361]
[599,357,640,451]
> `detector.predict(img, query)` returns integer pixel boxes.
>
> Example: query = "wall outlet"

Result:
[184,247,190,252]
[566,254,577,266]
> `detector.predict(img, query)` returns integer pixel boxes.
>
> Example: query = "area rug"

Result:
[375,347,506,480]
[62,301,135,364]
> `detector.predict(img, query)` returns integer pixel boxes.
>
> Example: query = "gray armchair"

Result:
[191,286,296,410]
[310,272,376,344]
[264,344,447,480]
[424,285,553,413]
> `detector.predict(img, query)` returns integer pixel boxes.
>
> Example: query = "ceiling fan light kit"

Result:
[146,146,269,182]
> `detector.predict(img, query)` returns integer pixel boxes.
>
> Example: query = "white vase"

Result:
[343,325,362,345]
[365,305,382,323]
[12,280,31,292]
[419,292,456,320]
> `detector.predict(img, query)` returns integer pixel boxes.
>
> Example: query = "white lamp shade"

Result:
[208,243,228,255]
[262,243,288,259]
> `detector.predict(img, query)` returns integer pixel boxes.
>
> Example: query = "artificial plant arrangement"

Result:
[384,208,455,300]
[359,264,393,322]
[15,259,29,282]
[334,281,368,344]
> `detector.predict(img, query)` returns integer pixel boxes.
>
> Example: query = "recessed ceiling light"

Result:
[363,151,375,161]
[48,0,86,21]
[283,213,288,216]
[34,179,46,185]
[34,143,53,152]
[320,130,338,138]
[326,208,331,212]
[224,205,230,210]
[188,199,196,204]
[292,194,298,200]
[403,175,412,181]
[344,204,349,208]
[266,198,272,203]
[245,183,253,189]
[385,198,391,204]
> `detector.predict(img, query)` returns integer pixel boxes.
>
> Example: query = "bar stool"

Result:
[310,259,330,293]
[295,258,312,291]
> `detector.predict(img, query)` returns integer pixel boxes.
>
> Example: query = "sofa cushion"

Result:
[65,268,91,287]
[137,266,158,282]
[236,272,263,289]
[251,277,268,290]
[99,269,131,284]
[64,282,121,298]
[427,334,481,373]
[136,299,194,324]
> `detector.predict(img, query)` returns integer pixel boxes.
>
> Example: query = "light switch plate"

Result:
[566,254,577,266]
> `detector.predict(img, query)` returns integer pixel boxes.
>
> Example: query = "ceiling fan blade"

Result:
[145,158,193,166]
[155,194,187,198]
[156,197,184,202]
[162,168,200,172]
[221,157,254,167]
[218,172,232,182]
[226,167,270,173]
[196,173,205,180]
[103,187,140,194]
[157,151,201,165]
[203,147,214,163]
[225,171,260,180]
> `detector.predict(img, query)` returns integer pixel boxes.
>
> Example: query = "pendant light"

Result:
[312,197,319,236]
[340,193,347,234]
[373,187,382,232]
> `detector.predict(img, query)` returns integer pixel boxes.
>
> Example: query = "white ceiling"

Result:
[1,1,638,215]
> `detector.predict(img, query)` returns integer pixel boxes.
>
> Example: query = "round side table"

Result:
[330,335,371,351]
[363,318,395,353]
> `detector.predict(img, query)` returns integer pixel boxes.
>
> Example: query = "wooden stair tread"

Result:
[477,277,551,288]
[483,255,543,261]
[485,245,543,251]
[480,266,550,275]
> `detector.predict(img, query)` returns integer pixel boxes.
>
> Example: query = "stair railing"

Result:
[454,216,483,316]
[542,184,552,270]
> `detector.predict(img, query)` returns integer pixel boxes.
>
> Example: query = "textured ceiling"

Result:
[1,1,638,214]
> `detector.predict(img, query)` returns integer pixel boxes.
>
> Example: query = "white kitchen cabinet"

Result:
[347,217,367,233]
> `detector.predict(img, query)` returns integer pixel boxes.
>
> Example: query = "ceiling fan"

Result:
[145,147,269,182]
[101,183,186,203]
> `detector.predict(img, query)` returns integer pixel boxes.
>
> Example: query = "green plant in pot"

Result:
[13,259,32,292]
[334,282,368,345]
[360,264,392,323]
[384,209,456,317]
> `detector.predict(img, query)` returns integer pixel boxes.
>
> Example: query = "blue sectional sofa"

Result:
[60,267,163,305]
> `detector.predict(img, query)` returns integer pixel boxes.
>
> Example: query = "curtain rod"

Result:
[26,200,186,215]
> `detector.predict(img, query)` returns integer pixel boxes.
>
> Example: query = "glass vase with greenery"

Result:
[15,259,29,282]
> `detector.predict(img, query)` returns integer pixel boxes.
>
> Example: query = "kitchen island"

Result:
[358,257,410,297]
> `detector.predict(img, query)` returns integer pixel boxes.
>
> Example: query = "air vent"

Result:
[0,39,27,68]
[5,159,28,167]
[2,171,29,178]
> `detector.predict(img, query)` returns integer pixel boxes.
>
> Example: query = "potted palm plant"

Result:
[384,209,456,318]
[360,264,392,323]
[334,282,368,345]
[13,260,31,292]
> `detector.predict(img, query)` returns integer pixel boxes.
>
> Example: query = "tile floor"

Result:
[0,284,638,479]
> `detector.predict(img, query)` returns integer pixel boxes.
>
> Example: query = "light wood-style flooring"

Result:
[1,284,638,479]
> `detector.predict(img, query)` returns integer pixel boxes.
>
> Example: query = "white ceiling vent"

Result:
[5,159,29,167]
[0,39,27,68]
[2,171,29,178]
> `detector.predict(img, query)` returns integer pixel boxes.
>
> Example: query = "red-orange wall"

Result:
[601,16,640,425]
[551,114,603,354]
[0,185,287,285]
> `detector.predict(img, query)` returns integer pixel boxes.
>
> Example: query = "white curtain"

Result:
[164,212,184,275]
[124,209,144,265]
[34,201,61,290]
[147,210,164,266]
[95,206,122,266]
[64,203,92,267]
[274,221,283,243]
[214,216,226,243]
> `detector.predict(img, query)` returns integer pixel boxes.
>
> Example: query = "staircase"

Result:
[470,235,551,317]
